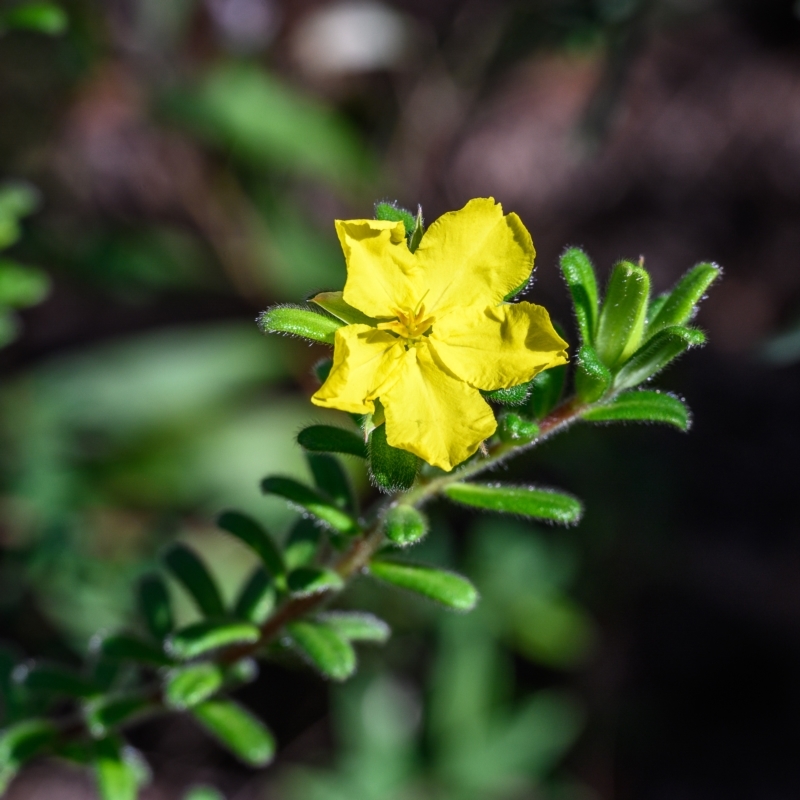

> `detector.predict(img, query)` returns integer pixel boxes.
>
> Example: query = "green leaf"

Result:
[16,662,97,699]
[0,719,56,791]
[614,326,706,390]
[0,182,39,219]
[581,390,690,430]
[297,424,367,459]
[497,412,540,444]
[317,611,390,644]
[261,476,359,534]
[139,575,173,641]
[384,504,428,546]
[309,291,376,326]
[0,3,68,35]
[527,364,566,420]
[574,344,612,403]
[283,518,322,571]
[285,620,356,681]
[307,452,357,512]
[216,511,284,579]
[408,205,425,253]
[647,262,720,335]
[0,261,49,308]
[165,662,226,710]
[560,247,599,343]
[85,696,151,738]
[368,423,418,493]
[97,634,172,667]
[233,567,275,624]
[191,699,275,767]
[374,200,415,234]
[163,544,226,618]
[258,304,343,344]
[595,261,650,368]
[286,566,344,597]
[645,293,668,327]
[166,619,260,661]
[443,483,583,525]
[92,737,140,800]
[482,382,531,406]
[367,559,478,611]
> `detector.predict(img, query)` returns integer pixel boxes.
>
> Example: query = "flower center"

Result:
[377,302,435,342]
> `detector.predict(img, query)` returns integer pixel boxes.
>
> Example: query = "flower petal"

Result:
[430,302,568,391]
[312,324,405,414]
[381,342,497,471]
[336,219,421,318]
[413,198,535,317]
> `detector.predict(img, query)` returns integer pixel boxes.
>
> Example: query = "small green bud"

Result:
[258,305,343,344]
[497,412,540,443]
[384,505,428,546]
[595,261,650,368]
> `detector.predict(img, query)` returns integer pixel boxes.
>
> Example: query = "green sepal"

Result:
[309,291,376,326]
[613,326,706,390]
[443,483,583,525]
[368,423,418,493]
[286,566,344,597]
[139,575,173,641]
[257,305,343,345]
[0,719,57,791]
[163,544,226,618]
[497,412,540,444]
[481,382,531,406]
[0,261,49,308]
[165,662,226,711]
[216,511,285,579]
[283,518,322,571]
[191,699,276,766]
[581,390,690,430]
[317,611,391,644]
[96,633,172,667]
[408,205,425,253]
[92,737,144,800]
[647,262,720,336]
[367,559,478,611]
[297,424,367,458]
[165,619,260,661]
[233,567,275,624]
[261,476,359,534]
[285,620,356,681]
[595,261,650,368]
[574,344,612,403]
[15,662,98,699]
[307,452,357,512]
[527,364,566,420]
[560,247,599,343]
[85,696,152,738]
[374,200,415,234]
[384,504,428,547]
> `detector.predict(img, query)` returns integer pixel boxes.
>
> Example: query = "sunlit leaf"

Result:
[285,620,356,681]
[581,390,690,430]
[444,483,583,525]
[166,619,260,661]
[367,559,478,611]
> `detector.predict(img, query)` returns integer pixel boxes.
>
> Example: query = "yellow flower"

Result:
[312,198,568,471]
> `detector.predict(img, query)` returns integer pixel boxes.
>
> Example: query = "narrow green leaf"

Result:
[368,423,418,493]
[614,325,706,390]
[165,662,225,710]
[283,518,322,571]
[443,483,583,525]
[286,566,344,597]
[163,544,226,618]
[297,424,367,458]
[166,619,260,661]
[482,382,532,406]
[310,291,376,326]
[0,261,49,308]
[0,719,56,791]
[258,305,342,344]
[581,390,690,430]
[93,737,138,800]
[307,452,356,512]
[595,261,650,368]
[527,364,566,420]
[408,205,425,253]
[647,262,720,335]
[384,504,428,546]
[85,696,151,738]
[645,293,668,327]
[234,567,275,624]
[17,662,97,699]
[261,476,359,534]
[560,247,599,343]
[367,560,478,611]
[139,575,173,641]
[216,511,284,578]
[285,620,356,681]
[0,3,68,35]
[192,699,275,766]
[97,634,172,667]
[374,200,415,234]
[574,344,612,403]
[317,611,390,644]
[497,412,540,444]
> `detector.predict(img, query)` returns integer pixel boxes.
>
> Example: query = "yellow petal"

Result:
[413,198,535,317]
[312,324,405,414]
[430,302,568,390]
[381,342,497,471]
[336,219,421,318]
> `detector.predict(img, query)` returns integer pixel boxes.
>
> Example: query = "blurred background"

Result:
[0,0,799,797]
